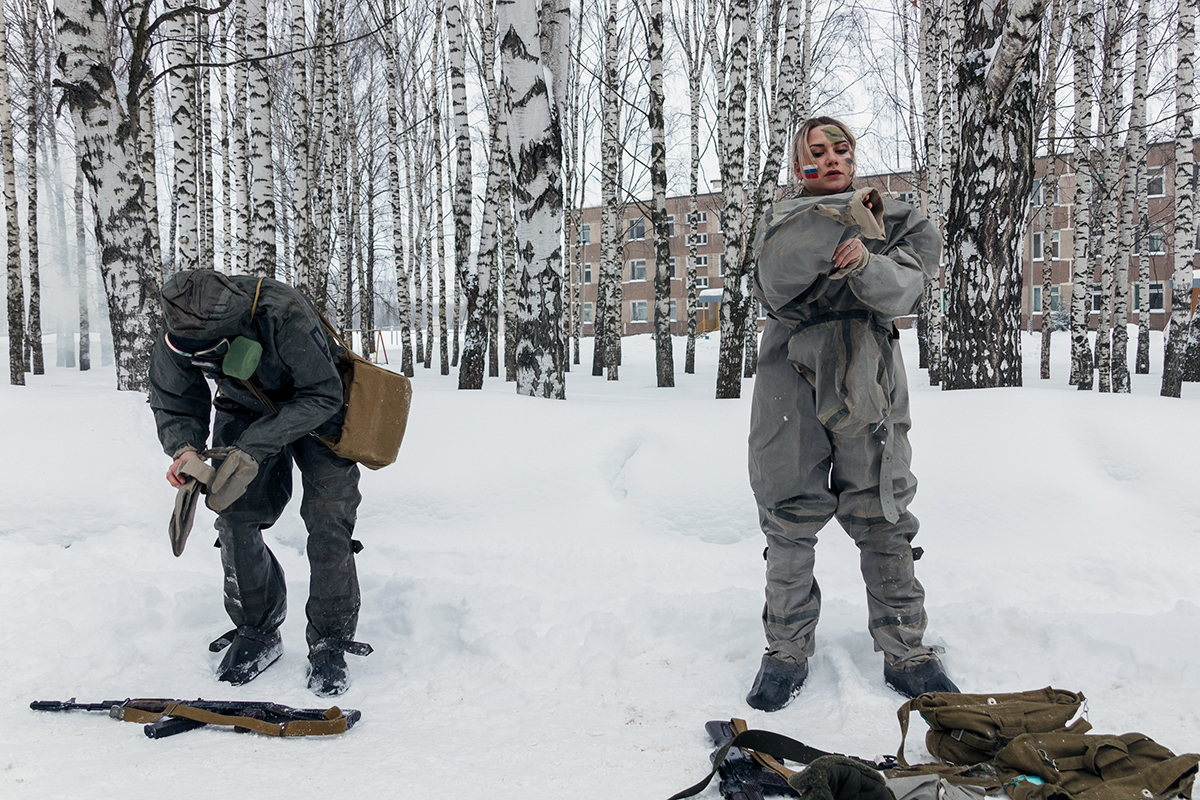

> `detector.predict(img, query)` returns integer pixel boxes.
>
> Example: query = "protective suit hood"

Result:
[161,270,255,341]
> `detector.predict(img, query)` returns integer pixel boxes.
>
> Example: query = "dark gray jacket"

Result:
[149,271,345,463]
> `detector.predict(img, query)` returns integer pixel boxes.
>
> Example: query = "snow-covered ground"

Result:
[2,327,1198,799]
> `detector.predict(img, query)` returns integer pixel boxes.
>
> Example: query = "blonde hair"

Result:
[791,116,858,176]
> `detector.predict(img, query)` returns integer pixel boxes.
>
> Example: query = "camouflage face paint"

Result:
[803,164,820,178]
[821,125,847,144]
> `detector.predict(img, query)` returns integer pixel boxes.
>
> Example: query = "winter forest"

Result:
[0,0,1197,400]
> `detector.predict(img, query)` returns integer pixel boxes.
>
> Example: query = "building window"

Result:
[669,257,677,279]
[1091,283,1104,312]
[719,253,726,275]
[583,302,594,324]
[1131,281,1165,311]
[580,224,591,244]
[628,218,646,241]
[670,299,677,322]
[895,191,917,204]
[1147,166,1165,198]
[696,276,709,288]
[695,255,708,271]
[583,262,592,284]
[1031,231,1060,261]
[1031,286,1061,312]
[1149,232,1165,255]
[667,214,676,237]
[1030,178,1060,206]
[629,259,647,281]
[691,210,708,227]
[631,299,648,322]
[689,232,709,246]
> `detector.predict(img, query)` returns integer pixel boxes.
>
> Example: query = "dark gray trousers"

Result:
[212,410,362,648]
[748,318,933,666]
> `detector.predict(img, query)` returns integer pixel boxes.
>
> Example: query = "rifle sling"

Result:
[668,720,878,800]
[116,702,351,737]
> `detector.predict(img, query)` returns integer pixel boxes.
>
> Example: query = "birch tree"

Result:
[669,0,712,375]
[499,0,567,398]
[919,0,945,385]
[1094,0,1123,393]
[1163,0,1195,398]
[54,0,161,390]
[246,0,277,277]
[647,0,674,387]
[1038,1,1066,380]
[460,0,503,389]
[166,1,199,274]
[19,0,43,375]
[942,0,1050,389]
[2,6,23,386]
[1132,0,1151,374]
[75,159,90,371]
[448,0,474,380]
[593,0,622,380]
[1068,0,1094,389]
[714,0,750,399]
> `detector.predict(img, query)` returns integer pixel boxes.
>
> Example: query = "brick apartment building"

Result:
[575,141,1197,337]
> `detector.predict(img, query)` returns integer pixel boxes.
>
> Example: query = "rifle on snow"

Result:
[30,698,361,739]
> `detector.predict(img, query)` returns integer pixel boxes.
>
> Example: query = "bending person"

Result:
[149,270,369,697]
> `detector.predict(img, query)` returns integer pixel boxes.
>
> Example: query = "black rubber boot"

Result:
[306,638,373,697]
[746,653,809,712]
[884,657,959,698]
[307,650,349,697]
[214,628,283,686]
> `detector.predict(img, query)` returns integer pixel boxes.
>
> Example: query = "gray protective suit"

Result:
[748,189,942,667]
[149,270,361,650]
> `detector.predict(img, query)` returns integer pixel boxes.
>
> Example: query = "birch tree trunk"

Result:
[76,159,90,371]
[649,0,674,387]
[291,0,313,296]
[942,0,1049,389]
[670,0,711,375]
[139,88,162,280]
[198,12,214,271]
[919,0,944,384]
[246,0,276,277]
[449,0,473,379]
[715,0,750,399]
[1039,94,1059,379]
[1068,0,1094,389]
[167,1,199,274]
[592,0,619,379]
[23,6,43,374]
[429,11,450,375]
[460,0,501,389]
[499,0,566,398]
[382,0,415,375]
[1163,0,1195,398]
[55,0,160,391]
[1105,0,1131,393]
[2,3,23,385]
[1133,0,1151,374]
[1094,0,1121,393]
[231,0,250,274]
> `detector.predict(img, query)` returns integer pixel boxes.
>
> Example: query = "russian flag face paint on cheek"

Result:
[803,165,819,178]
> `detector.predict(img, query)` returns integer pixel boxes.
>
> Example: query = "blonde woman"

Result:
[745,117,958,711]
